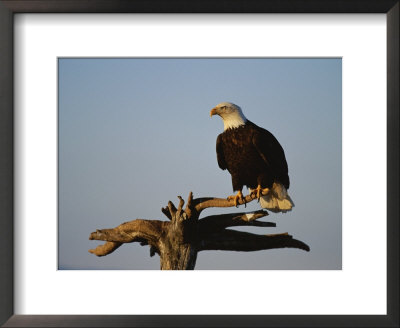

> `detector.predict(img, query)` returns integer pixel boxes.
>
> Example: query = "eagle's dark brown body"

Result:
[216,121,289,192]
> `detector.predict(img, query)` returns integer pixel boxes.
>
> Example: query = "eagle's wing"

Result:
[216,134,227,170]
[252,125,289,187]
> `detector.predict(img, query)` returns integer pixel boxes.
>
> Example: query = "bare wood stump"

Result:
[89,192,309,270]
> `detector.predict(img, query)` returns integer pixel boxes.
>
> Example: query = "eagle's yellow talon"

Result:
[228,190,245,207]
[262,187,270,196]
[250,185,270,201]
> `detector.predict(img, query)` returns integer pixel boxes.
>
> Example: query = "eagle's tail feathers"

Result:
[259,183,294,213]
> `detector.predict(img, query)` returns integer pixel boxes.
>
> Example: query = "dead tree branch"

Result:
[89,191,309,269]
[198,210,275,232]
[199,230,310,252]
[193,189,268,214]
[88,241,122,257]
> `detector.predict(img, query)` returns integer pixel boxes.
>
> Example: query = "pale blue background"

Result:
[58,58,342,270]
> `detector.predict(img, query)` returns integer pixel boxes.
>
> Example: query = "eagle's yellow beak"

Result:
[210,107,218,117]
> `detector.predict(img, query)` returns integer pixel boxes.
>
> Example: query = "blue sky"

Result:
[58,58,341,269]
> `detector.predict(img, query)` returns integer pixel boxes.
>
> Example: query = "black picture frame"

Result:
[0,1,398,327]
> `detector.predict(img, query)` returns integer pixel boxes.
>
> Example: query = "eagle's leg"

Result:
[250,185,270,201]
[227,190,246,207]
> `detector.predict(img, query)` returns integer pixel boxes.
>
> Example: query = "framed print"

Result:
[0,1,398,327]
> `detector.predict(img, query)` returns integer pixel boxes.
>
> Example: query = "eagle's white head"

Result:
[210,102,247,131]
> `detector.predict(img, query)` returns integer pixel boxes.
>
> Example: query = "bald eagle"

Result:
[210,102,294,212]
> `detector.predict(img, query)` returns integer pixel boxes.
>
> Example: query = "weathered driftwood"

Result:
[89,192,310,270]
